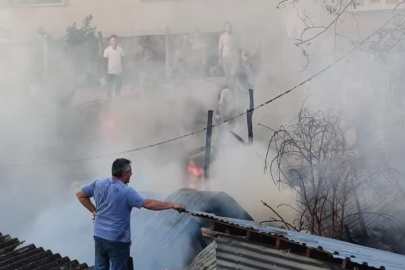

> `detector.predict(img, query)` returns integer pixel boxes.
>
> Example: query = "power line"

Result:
[1,12,402,168]
[0,129,208,168]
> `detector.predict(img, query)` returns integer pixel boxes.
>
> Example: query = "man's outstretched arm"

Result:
[76,189,97,218]
[142,199,186,212]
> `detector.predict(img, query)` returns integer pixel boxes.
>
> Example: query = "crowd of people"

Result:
[82,24,259,269]
[102,22,258,120]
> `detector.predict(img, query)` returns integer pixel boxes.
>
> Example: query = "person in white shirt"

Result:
[103,35,125,98]
[218,22,239,79]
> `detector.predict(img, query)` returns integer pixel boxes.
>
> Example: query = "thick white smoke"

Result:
[2,0,404,265]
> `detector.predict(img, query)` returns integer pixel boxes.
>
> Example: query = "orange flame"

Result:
[187,161,204,179]
[187,160,205,190]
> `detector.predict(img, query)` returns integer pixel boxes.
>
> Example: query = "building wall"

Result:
[1,0,401,85]
[0,0,271,42]
[2,0,400,69]
[354,0,403,11]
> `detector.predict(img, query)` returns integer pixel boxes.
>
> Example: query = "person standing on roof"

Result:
[76,158,186,270]
[103,35,125,98]
[218,21,239,79]
[236,51,255,89]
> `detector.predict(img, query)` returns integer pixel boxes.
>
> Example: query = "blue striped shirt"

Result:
[82,178,146,243]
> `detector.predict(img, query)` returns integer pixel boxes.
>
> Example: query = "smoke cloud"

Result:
[2,0,405,266]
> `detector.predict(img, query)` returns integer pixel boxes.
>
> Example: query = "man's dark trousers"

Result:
[94,236,130,270]
[106,74,122,98]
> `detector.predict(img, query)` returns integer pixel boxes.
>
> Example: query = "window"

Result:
[354,0,365,7]
[353,0,402,10]
[14,0,65,7]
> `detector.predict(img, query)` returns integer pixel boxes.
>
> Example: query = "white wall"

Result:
[0,0,274,41]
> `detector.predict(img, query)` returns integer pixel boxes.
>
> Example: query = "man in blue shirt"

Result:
[76,158,186,270]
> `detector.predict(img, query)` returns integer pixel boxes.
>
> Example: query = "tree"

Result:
[65,15,99,86]
[263,106,405,246]
[276,0,357,69]
[276,0,405,70]
[277,0,355,45]
[263,107,355,237]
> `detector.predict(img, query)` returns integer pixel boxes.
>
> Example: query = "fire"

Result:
[187,160,205,190]
[187,161,204,179]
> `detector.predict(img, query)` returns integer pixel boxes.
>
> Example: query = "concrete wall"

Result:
[2,0,399,71]
[0,0,273,41]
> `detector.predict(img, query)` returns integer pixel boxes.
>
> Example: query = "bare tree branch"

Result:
[295,0,355,46]
[394,0,405,11]
[261,200,298,231]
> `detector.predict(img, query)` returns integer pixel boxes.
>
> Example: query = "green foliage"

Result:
[63,15,99,86]
[65,15,97,46]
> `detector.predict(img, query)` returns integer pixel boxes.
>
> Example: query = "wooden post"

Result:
[97,31,106,90]
[247,89,254,144]
[165,27,171,79]
[43,34,48,79]
[97,31,105,76]
[204,110,213,191]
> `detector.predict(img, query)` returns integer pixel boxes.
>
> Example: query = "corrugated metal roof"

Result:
[189,234,338,270]
[130,189,253,270]
[189,211,405,270]
[189,242,217,270]
[215,234,337,270]
[0,232,92,270]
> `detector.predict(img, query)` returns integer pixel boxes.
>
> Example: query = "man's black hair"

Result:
[109,34,118,41]
[112,158,131,177]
